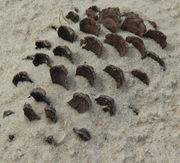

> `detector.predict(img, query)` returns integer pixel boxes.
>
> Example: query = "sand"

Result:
[0,0,179,162]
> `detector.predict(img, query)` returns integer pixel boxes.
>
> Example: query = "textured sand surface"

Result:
[0,0,179,162]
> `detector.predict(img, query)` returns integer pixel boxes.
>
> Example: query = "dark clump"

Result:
[45,136,56,145]
[23,103,40,121]
[76,65,96,86]
[35,40,51,50]
[53,46,73,63]
[80,36,103,58]
[131,69,150,85]
[128,105,139,115]
[143,29,167,49]
[95,95,116,116]
[12,71,33,86]
[99,7,121,33]
[58,26,77,42]
[147,51,166,71]
[3,110,15,118]
[8,134,15,142]
[126,36,147,59]
[73,128,91,141]
[89,5,100,12]
[33,53,51,67]
[104,65,124,88]
[80,17,101,36]
[44,105,58,123]
[148,20,157,29]
[66,11,79,23]
[30,87,50,105]
[49,65,68,90]
[104,33,127,56]
[121,12,147,36]
[68,93,92,113]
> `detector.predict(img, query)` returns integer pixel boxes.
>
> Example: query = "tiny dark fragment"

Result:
[76,65,96,86]
[58,26,77,42]
[73,128,91,141]
[8,134,15,142]
[23,55,34,60]
[143,29,167,49]
[68,93,92,113]
[89,5,100,12]
[53,46,73,63]
[33,53,51,67]
[66,11,79,23]
[121,12,147,36]
[23,103,40,121]
[147,51,166,71]
[126,36,147,59]
[148,20,157,29]
[80,17,101,36]
[104,65,124,88]
[51,25,58,31]
[3,110,15,118]
[99,7,121,33]
[104,33,127,56]
[80,36,103,58]
[49,65,68,90]
[44,105,58,123]
[128,105,139,115]
[131,70,150,85]
[35,40,51,50]
[74,8,79,13]
[45,136,56,145]
[12,71,33,86]
[30,87,50,105]
[95,95,116,116]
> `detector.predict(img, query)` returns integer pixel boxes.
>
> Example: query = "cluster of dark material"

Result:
[8,134,15,142]
[73,128,91,141]
[95,95,116,116]
[10,5,168,143]
[76,65,96,86]
[12,71,33,86]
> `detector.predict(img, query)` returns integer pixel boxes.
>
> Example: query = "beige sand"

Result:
[0,0,179,162]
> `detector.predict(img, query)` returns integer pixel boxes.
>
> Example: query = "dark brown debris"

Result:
[95,95,116,116]
[80,17,101,36]
[143,29,167,49]
[12,71,33,86]
[74,8,79,13]
[44,105,58,123]
[128,105,139,115]
[49,65,68,90]
[35,40,51,50]
[58,26,77,42]
[99,7,121,33]
[51,25,58,31]
[3,110,15,118]
[104,33,127,56]
[73,128,91,141]
[33,53,51,67]
[126,36,147,59]
[131,70,150,85]
[53,46,73,63]
[80,36,103,58]
[76,65,96,86]
[45,136,56,145]
[86,8,99,20]
[147,51,166,71]
[66,11,79,23]
[121,12,147,36]
[30,87,50,105]
[23,103,40,121]
[104,65,124,88]
[89,5,100,12]
[8,134,15,142]
[68,93,92,113]
[148,20,157,29]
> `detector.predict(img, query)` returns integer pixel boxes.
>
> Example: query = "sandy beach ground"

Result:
[0,0,179,162]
